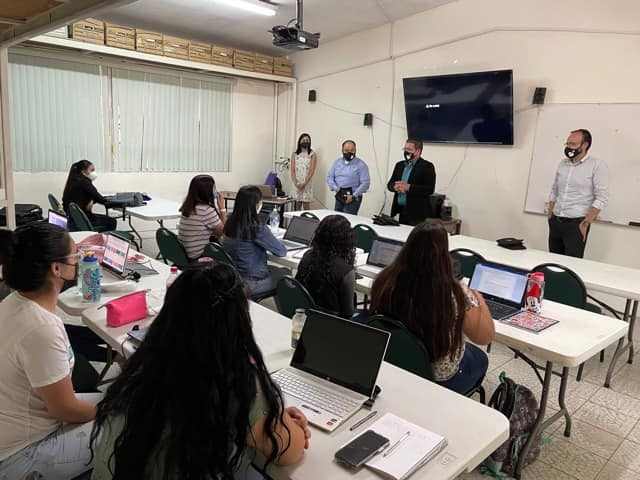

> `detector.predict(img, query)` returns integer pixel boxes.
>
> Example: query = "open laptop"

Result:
[469,261,528,320]
[281,216,319,251]
[101,233,158,279]
[272,310,390,432]
[367,238,404,268]
[48,210,68,230]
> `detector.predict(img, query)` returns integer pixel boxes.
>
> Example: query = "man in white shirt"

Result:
[547,129,609,258]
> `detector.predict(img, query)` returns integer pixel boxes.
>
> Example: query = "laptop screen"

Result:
[102,234,131,275]
[48,210,68,230]
[469,262,528,306]
[367,238,404,267]
[284,216,319,244]
[291,310,390,397]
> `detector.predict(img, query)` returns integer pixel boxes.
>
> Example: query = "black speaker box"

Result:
[533,87,547,105]
[363,113,373,126]
[308,89,316,102]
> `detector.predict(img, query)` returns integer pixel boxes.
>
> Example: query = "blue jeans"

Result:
[334,197,362,215]
[437,343,488,395]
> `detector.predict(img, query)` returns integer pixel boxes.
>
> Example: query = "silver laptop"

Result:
[273,310,390,432]
[469,261,528,320]
[367,238,404,268]
[48,210,68,230]
[101,233,158,279]
[281,216,319,251]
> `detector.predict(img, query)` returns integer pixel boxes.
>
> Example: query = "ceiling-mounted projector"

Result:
[270,0,319,50]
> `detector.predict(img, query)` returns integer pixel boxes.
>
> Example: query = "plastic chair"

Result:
[156,227,189,269]
[301,212,319,220]
[353,224,378,253]
[367,315,485,403]
[275,276,317,319]
[68,203,140,250]
[450,248,486,280]
[48,193,63,213]
[203,241,236,267]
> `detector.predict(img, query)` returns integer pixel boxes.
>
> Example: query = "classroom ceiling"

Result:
[0,0,64,36]
[99,0,458,55]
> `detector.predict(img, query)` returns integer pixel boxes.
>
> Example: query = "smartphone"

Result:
[334,430,390,469]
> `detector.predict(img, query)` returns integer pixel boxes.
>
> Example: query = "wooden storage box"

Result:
[70,19,104,45]
[189,41,212,63]
[233,49,256,71]
[163,35,189,60]
[136,30,163,55]
[255,53,274,74]
[45,26,70,39]
[273,57,293,77]
[211,45,234,67]
[105,23,135,50]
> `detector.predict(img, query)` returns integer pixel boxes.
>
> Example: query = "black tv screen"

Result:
[403,69,514,145]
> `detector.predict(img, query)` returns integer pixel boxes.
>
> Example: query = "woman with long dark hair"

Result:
[290,133,317,209]
[178,174,226,260]
[296,215,356,318]
[89,263,310,479]
[223,186,289,297]
[370,222,494,395]
[62,159,116,231]
[0,224,98,479]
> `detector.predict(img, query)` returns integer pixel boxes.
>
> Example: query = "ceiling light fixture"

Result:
[213,0,276,16]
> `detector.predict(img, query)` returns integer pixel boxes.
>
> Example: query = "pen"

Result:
[383,431,411,458]
[349,411,378,431]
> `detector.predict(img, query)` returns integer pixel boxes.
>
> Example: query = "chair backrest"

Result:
[48,193,63,213]
[155,228,189,269]
[530,263,587,309]
[300,212,319,220]
[367,315,435,380]
[68,202,94,232]
[450,248,486,280]
[203,241,236,267]
[274,276,316,319]
[353,224,378,253]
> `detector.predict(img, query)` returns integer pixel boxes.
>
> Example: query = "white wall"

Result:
[291,0,640,276]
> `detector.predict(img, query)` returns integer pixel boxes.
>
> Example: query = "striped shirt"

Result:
[178,205,222,260]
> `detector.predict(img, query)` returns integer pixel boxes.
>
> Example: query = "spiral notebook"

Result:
[364,413,448,480]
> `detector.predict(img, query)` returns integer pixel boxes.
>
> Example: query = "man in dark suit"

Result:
[387,139,436,225]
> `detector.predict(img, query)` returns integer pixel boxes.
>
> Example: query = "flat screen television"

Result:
[403,69,514,145]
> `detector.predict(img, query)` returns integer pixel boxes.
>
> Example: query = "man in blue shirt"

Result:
[326,140,371,215]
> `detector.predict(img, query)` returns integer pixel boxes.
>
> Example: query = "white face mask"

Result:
[87,171,98,181]
[256,202,263,213]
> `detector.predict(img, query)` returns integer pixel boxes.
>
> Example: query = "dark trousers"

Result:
[90,213,117,231]
[334,197,362,215]
[548,215,590,258]
[64,324,109,363]
[437,343,488,395]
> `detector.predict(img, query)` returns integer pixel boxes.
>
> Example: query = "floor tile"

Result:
[573,402,638,437]
[610,439,640,472]
[539,436,607,480]
[555,419,624,458]
[595,462,639,480]
[626,420,640,444]
[590,387,640,418]
[521,460,580,480]
[611,377,640,401]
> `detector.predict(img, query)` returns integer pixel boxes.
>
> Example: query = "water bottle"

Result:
[268,208,280,231]
[81,254,102,303]
[525,272,545,314]
[166,266,179,290]
[291,308,307,349]
[441,197,453,220]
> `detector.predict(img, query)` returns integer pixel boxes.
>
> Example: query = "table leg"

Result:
[558,367,572,437]
[628,300,637,364]
[278,203,285,228]
[127,212,144,249]
[156,219,165,260]
[605,299,635,387]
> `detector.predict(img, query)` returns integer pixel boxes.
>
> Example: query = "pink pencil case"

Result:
[104,290,148,328]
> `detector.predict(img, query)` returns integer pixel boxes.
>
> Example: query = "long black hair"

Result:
[295,133,312,156]
[180,174,219,218]
[90,263,289,479]
[0,223,71,292]
[63,159,93,201]
[370,222,465,361]
[223,185,262,241]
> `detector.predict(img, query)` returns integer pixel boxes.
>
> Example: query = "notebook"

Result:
[363,413,447,480]
[500,310,559,333]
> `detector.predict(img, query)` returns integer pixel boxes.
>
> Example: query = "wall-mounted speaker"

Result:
[533,87,547,105]
[363,113,373,126]
[308,89,317,102]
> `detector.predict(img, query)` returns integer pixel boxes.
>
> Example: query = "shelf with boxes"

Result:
[40,19,294,83]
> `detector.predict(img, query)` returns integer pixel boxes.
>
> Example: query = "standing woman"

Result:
[62,159,116,232]
[291,133,317,210]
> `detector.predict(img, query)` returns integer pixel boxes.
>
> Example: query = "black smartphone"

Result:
[334,430,390,469]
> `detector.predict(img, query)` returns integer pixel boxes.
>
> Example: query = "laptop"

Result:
[281,216,319,251]
[101,233,158,279]
[273,310,390,432]
[48,210,68,230]
[367,238,404,268]
[469,261,529,320]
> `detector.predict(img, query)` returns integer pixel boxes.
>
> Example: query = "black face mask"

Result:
[61,263,79,292]
[564,146,582,160]
[404,151,414,161]
[343,152,355,161]
[301,142,310,149]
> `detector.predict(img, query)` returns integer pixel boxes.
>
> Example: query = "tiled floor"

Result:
[458,339,640,480]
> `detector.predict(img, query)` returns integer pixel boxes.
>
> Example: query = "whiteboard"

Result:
[524,104,640,226]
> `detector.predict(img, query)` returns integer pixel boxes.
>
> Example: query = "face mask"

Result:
[256,202,263,214]
[343,152,355,162]
[301,141,310,149]
[404,151,414,161]
[61,263,79,291]
[564,145,582,160]
[87,171,98,181]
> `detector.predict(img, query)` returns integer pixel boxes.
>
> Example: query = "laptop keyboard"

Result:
[282,239,305,249]
[273,369,361,418]
[486,299,519,320]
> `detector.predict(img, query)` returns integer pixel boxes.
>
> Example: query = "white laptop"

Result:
[101,233,158,279]
[273,310,390,432]
[281,216,319,251]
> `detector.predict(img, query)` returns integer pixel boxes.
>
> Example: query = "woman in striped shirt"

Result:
[178,175,226,261]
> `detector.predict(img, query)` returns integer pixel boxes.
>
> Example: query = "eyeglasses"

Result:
[53,252,82,265]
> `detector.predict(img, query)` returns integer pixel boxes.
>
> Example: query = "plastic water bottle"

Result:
[81,254,102,303]
[525,272,545,313]
[166,266,179,291]
[268,208,280,231]
[291,308,307,349]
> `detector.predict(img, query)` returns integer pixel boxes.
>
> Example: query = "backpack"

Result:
[0,204,43,227]
[482,372,542,477]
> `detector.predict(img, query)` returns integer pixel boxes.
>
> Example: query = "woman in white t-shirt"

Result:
[0,223,98,479]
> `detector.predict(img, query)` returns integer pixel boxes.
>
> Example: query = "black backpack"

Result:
[0,204,43,227]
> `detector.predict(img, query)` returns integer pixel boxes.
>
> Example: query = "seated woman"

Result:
[0,224,98,479]
[222,186,289,297]
[178,174,226,261]
[62,159,116,232]
[90,263,310,479]
[295,215,356,318]
[370,222,494,395]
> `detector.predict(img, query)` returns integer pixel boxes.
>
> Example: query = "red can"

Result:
[525,272,545,313]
